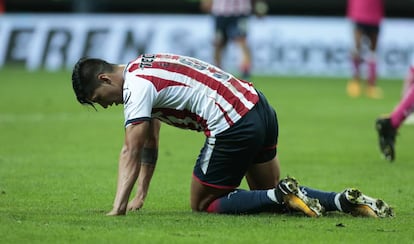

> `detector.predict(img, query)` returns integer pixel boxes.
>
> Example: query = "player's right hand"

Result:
[106,209,126,216]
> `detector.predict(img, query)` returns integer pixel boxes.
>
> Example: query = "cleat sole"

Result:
[344,188,394,218]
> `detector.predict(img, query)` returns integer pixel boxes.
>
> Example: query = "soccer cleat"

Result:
[346,79,361,98]
[339,188,394,218]
[375,118,397,162]
[275,177,323,217]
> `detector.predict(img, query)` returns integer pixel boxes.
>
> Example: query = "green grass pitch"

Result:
[0,67,413,243]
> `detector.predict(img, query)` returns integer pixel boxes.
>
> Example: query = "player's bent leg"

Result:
[245,157,323,217]
[190,177,232,212]
[191,175,282,214]
[191,174,324,216]
[245,156,280,190]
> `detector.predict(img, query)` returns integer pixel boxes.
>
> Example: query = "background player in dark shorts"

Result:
[201,0,258,78]
[346,0,384,99]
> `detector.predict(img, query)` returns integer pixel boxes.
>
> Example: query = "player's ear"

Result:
[97,73,112,84]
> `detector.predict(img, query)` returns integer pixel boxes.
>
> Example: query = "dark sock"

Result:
[300,186,339,211]
[206,189,277,214]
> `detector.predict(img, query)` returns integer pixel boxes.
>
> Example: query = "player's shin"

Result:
[206,189,278,214]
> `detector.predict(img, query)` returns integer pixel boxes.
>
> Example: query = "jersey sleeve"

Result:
[123,76,157,128]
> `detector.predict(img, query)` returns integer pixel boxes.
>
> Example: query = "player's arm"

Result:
[127,119,161,211]
[106,120,150,216]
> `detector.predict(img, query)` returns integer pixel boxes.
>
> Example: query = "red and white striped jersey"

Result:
[123,53,259,137]
[211,0,252,16]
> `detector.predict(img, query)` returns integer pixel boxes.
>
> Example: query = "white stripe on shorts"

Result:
[201,137,216,174]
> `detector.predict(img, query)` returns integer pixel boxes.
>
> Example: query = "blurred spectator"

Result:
[346,0,384,99]
[201,0,268,79]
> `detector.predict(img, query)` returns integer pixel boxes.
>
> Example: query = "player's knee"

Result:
[191,201,207,212]
[191,195,217,212]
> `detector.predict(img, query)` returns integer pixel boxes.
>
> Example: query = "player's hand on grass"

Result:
[106,208,126,216]
[127,197,144,211]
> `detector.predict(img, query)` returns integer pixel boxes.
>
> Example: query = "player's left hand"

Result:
[106,209,126,216]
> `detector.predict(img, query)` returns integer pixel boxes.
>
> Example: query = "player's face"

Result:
[89,83,123,109]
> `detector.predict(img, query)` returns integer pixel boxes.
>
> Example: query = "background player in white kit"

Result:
[71,53,393,218]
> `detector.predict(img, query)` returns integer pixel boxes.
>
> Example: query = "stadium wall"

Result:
[0,14,413,78]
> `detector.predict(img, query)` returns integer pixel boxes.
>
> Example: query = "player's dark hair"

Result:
[71,57,114,108]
